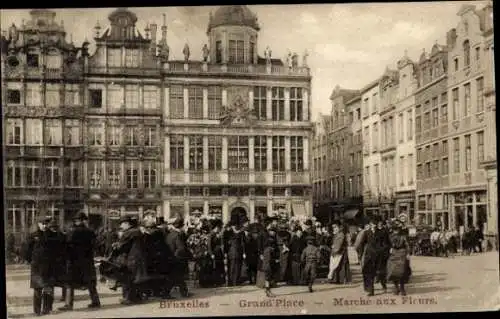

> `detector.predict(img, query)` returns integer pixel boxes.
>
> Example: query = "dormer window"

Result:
[463,40,470,67]
[108,48,121,67]
[27,54,39,67]
[215,41,222,63]
[46,54,61,69]
[125,49,140,67]
[228,39,244,64]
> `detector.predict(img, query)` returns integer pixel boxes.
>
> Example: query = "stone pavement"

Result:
[6,251,500,318]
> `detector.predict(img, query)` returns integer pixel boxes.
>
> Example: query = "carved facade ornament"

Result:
[219,95,256,127]
[476,112,485,123]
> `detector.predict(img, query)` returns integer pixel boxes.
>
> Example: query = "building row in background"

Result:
[312,3,497,246]
[2,6,314,241]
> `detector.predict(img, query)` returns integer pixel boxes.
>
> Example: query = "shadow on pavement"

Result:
[408,273,447,284]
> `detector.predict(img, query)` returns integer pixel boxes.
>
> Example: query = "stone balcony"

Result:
[166,170,310,185]
[162,61,310,78]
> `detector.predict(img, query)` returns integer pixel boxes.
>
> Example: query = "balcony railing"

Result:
[170,170,185,183]
[255,171,267,184]
[228,171,249,183]
[161,61,310,77]
[88,67,160,77]
[189,172,204,183]
[291,171,310,184]
[209,171,222,183]
[273,172,286,184]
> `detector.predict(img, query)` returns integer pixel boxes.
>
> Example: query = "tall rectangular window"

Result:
[64,121,79,145]
[290,87,303,121]
[25,119,42,145]
[7,89,21,104]
[432,108,439,128]
[400,156,405,185]
[415,116,421,135]
[464,83,471,117]
[143,162,157,189]
[125,85,139,109]
[188,86,203,119]
[6,161,22,187]
[189,136,203,171]
[477,131,484,167]
[407,110,413,140]
[372,93,378,113]
[290,136,304,172]
[65,84,80,106]
[228,136,249,170]
[452,88,459,120]
[374,164,379,190]
[433,160,440,177]
[170,135,184,170]
[6,119,22,145]
[453,137,460,173]
[215,41,222,63]
[126,161,138,189]
[442,157,449,175]
[125,49,140,67]
[228,39,244,64]
[45,119,62,145]
[89,89,102,108]
[169,85,184,119]
[254,136,267,171]
[208,136,222,170]
[423,112,430,131]
[88,161,102,189]
[364,166,370,190]
[26,83,41,106]
[208,86,222,120]
[25,161,40,187]
[465,134,471,172]
[253,87,267,120]
[88,123,103,146]
[144,126,156,147]
[143,86,158,109]
[126,126,139,146]
[442,140,448,156]
[108,125,122,146]
[107,48,121,67]
[441,104,448,123]
[476,77,484,112]
[45,84,60,107]
[372,122,378,150]
[398,113,404,143]
[108,85,123,109]
[408,154,414,184]
[272,136,285,171]
[107,161,122,188]
[45,160,60,187]
[271,87,285,121]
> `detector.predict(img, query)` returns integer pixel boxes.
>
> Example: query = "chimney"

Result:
[150,23,157,55]
[446,28,457,48]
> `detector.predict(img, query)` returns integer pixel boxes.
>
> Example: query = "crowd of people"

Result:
[18,206,422,316]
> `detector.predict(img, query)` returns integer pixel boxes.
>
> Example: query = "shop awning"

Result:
[292,203,306,217]
[343,209,359,219]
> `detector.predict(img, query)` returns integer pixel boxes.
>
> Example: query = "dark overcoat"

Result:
[110,227,144,283]
[65,224,98,288]
[166,229,190,276]
[141,227,172,278]
[23,229,59,289]
[360,228,391,278]
[51,230,67,287]
[224,228,245,261]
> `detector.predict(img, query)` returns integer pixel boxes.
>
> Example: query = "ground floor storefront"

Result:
[415,188,489,232]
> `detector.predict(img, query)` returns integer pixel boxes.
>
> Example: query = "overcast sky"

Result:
[0,2,489,120]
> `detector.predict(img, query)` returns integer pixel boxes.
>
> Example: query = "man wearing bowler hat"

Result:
[165,215,190,297]
[23,216,59,316]
[59,212,101,311]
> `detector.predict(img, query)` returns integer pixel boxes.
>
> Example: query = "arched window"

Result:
[463,40,471,67]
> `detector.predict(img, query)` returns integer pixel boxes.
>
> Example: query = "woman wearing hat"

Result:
[23,216,59,315]
[387,222,411,295]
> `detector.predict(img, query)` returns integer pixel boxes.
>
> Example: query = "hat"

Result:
[38,216,52,224]
[304,219,313,226]
[210,219,223,230]
[172,217,185,229]
[265,236,276,246]
[293,225,303,232]
[48,219,58,228]
[306,235,315,243]
[156,217,165,225]
[370,215,381,224]
[119,215,133,224]
[73,212,88,221]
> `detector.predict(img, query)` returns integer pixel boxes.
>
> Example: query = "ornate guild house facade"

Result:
[2,6,314,233]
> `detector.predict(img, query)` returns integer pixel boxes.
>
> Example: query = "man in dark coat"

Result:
[260,236,279,297]
[23,216,59,316]
[59,212,101,310]
[224,212,246,286]
[165,216,190,297]
[358,216,391,296]
[289,226,306,285]
[48,220,67,306]
[110,215,143,305]
[244,228,260,285]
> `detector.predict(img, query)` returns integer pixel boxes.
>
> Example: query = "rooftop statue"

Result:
[202,44,209,62]
[183,43,190,62]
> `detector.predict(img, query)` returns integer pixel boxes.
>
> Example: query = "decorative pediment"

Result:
[219,94,256,127]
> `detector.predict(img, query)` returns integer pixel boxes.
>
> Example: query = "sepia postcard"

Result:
[2,2,499,318]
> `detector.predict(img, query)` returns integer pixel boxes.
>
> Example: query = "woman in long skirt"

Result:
[387,222,411,295]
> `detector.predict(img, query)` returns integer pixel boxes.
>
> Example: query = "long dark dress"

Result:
[330,231,352,284]
[387,234,411,283]
[289,234,306,285]
[208,232,225,286]
[194,234,212,287]
[24,229,59,289]
[359,227,391,291]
